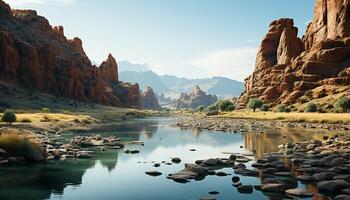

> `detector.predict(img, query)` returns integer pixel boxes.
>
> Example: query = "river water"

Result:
[0,118,347,200]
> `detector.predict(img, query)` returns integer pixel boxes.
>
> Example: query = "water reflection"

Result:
[244,127,347,157]
[0,118,348,200]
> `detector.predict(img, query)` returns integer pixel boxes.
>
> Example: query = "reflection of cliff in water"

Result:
[244,128,347,158]
[0,160,95,200]
[0,151,119,200]
[77,120,160,140]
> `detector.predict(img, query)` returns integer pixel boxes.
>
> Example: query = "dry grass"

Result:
[0,133,45,161]
[14,113,92,123]
[220,111,350,124]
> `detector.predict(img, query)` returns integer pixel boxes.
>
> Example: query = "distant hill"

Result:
[119,71,170,93]
[119,62,244,98]
[118,61,151,72]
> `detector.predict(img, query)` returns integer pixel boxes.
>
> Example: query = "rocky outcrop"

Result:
[176,86,218,110]
[0,1,140,108]
[141,86,160,110]
[237,0,350,108]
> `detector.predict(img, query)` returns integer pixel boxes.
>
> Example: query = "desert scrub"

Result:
[305,102,317,113]
[0,134,45,162]
[248,98,263,112]
[260,104,269,112]
[1,109,16,125]
[196,106,205,112]
[215,100,235,112]
[335,96,350,113]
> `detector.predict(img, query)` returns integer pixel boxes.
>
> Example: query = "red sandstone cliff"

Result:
[237,0,350,109]
[0,1,140,108]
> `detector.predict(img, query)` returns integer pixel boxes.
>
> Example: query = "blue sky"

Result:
[7,0,315,81]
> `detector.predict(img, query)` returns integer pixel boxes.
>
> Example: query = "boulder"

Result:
[285,188,313,197]
[317,180,350,193]
[260,183,288,193]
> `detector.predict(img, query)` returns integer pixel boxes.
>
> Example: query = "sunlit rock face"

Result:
[176,86,218,110]
[0,1,140,108]
[237,0,350,109]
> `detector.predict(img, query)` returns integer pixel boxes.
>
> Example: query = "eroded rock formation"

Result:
[141,86,160,110]
[0,1,140,108]
[238,0,350,108]
[176,86,218,110]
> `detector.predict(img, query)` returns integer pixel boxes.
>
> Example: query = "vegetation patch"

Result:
[0,133,45,162]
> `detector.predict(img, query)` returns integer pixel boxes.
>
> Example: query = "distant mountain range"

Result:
[118,61,244,99]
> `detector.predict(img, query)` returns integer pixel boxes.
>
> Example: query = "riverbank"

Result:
[0,107,166,165]
[175,112,350,132]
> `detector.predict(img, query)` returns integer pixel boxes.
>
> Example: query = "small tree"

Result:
[260,104,269,112]
[248,98,263,112]
[215,100,235,112]
[2,109,17,125]
[335,97,350,113]
[305,102,317,113]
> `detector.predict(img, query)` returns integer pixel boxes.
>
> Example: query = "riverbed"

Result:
[0,117,348,200]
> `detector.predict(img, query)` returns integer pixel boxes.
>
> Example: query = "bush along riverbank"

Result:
[163,135,350,199]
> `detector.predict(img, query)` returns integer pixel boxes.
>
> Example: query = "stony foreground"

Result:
[163,135,350,199]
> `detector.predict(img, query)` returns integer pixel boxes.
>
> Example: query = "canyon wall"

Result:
[0,1,140,108]
[237,0,350,108]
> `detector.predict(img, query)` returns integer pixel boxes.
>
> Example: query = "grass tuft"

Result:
[0,134,45,161]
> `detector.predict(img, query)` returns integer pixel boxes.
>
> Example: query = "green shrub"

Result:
[335,97,350,113]
[0,134,45,161]
[248,98,263,112]
[226,105,235,112]
[260,104,269,112]
[305,102,317,113]
[196,106,205,112]
[206,105,218,112]
[215,100,235,112]
[276,105,286,113]
[1,109,16,125]
[41,107,51,113]
[285,107,291,113]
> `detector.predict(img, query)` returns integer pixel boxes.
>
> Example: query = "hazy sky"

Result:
[6,0,315,81]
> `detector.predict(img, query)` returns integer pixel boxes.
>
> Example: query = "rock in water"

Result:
[171,157,182,164]
[285,188,313,197]
[260,183,288,193]
[145,171,162,177]
[317,180,350,193]
[167,164,208,183]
